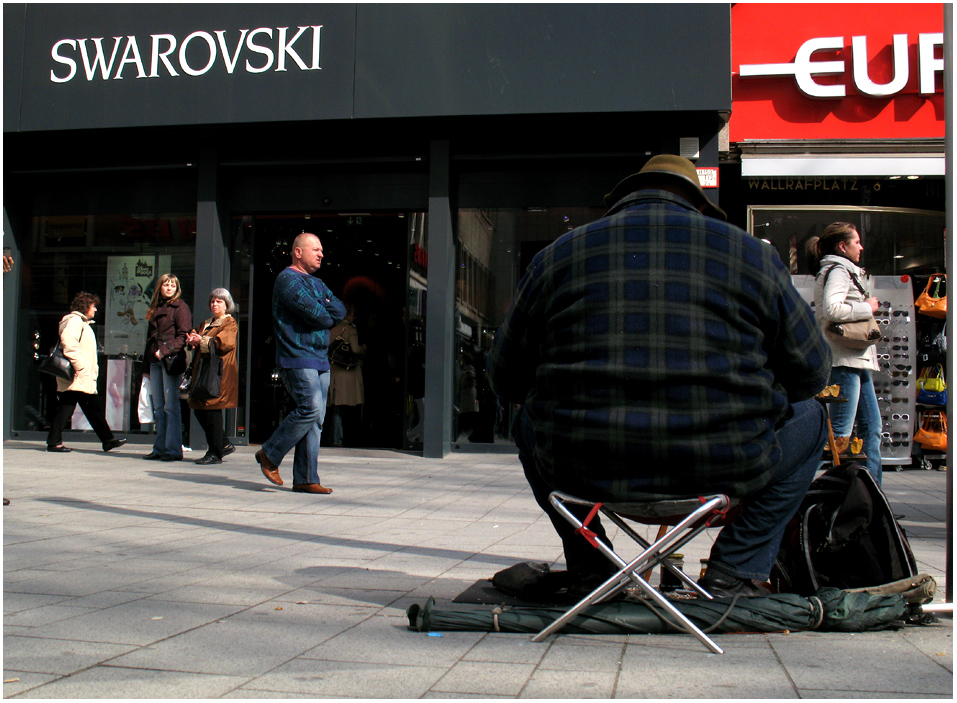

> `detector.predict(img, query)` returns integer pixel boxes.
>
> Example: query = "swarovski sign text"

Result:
[739,33,943,98]
[50,25,323,83]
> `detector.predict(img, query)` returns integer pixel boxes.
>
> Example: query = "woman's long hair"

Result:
[804,222,858,275]
[146,273,181,321]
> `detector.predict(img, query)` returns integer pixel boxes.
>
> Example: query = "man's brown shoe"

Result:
[292,483,333,494]
[255,450,283,486]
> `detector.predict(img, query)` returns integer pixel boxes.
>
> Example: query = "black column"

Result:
[2,206,23,440]
[423,140,455,458]
[191,134,230,452]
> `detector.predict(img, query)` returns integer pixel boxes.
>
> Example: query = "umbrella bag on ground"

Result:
[772,462,918,596]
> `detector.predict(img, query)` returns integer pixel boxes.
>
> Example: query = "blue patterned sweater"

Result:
[487,190,832,500]
[272,267,346,371]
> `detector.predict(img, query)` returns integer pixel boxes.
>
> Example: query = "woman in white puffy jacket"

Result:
[46,291,127,453]
[806,222,882,483]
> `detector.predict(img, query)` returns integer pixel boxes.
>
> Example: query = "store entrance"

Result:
[247,212,424,449]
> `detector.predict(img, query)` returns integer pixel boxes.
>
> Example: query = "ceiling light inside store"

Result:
[906,175,920,180]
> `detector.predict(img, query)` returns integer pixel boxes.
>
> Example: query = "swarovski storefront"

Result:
[3,3,732,457]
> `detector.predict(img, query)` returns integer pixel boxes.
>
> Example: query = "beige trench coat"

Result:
[55,311,98,395]
[328,321,364,407]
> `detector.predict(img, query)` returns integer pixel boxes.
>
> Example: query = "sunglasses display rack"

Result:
[794,275,916,468]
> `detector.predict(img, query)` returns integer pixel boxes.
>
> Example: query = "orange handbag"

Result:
[914,409,948,452]
[916,274,947,319]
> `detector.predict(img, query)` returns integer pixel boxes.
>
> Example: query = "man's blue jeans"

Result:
[516,399,827,582]
[706,399,827,580]
[149,362,183,459]
[827,366,882,484]
[262,368,330,485]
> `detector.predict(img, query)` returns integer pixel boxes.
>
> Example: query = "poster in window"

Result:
[105,255,170,356]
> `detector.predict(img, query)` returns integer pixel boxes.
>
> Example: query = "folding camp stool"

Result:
[531,490,738,654]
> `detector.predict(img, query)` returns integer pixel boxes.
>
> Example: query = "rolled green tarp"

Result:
[407,588,907,635]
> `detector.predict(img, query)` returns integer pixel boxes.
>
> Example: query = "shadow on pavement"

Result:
[35,497,519,567]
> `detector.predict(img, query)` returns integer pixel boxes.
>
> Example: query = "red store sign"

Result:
[731,3,944,141]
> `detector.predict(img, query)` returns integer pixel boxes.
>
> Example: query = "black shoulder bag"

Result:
[39,325,83,381]
[190,339,223,401]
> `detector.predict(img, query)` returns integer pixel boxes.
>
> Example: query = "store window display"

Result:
[13,214,197,440]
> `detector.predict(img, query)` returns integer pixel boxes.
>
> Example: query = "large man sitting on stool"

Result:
[486,155,832,597]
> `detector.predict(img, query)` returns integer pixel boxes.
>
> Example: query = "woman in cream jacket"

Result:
[46,291,127,453]
[806,223,882,483]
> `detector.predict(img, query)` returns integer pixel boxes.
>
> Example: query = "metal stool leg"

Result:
[531,492,728,653]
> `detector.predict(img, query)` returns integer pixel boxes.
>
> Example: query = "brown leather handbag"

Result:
[821,265,881,349]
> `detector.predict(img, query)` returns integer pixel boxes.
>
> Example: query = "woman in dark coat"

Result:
[186,288,239,464]
[143,273,192,461]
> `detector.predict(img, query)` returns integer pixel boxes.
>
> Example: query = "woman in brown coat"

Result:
[186,288,239,464]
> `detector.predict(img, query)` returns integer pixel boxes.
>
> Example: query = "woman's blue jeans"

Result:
[149,362,183,459]
[328,405,344,446]
[828,366,883,484]
[262,368,330,485]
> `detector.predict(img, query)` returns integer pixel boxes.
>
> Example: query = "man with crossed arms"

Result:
[256,232,346,494]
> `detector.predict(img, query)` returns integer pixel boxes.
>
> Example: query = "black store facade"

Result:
[3,4,731,457]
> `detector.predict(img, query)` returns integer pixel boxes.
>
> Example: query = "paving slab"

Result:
[431,660,539,697]
[238,658,449,697]
[2,634,138,676]
[11,666,252,699]
[3,440,953,699]
[519,667,619,699]
[106,602,375,677]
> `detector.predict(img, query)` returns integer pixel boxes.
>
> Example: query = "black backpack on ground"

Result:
[772,462,918,597]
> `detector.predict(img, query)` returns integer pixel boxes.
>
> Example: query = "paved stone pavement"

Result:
[3,440,953,699]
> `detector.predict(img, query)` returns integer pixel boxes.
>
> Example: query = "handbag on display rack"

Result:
[916,364,947,406]
[821,266,881,349]
[914,409,948,452]
[916,274,947,319]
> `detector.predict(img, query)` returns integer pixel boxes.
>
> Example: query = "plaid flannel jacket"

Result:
[487,190,831,500]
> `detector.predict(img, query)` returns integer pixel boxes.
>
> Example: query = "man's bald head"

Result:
[291,232,324,274]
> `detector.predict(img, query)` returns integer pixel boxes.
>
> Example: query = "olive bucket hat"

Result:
[603,154,727,221]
